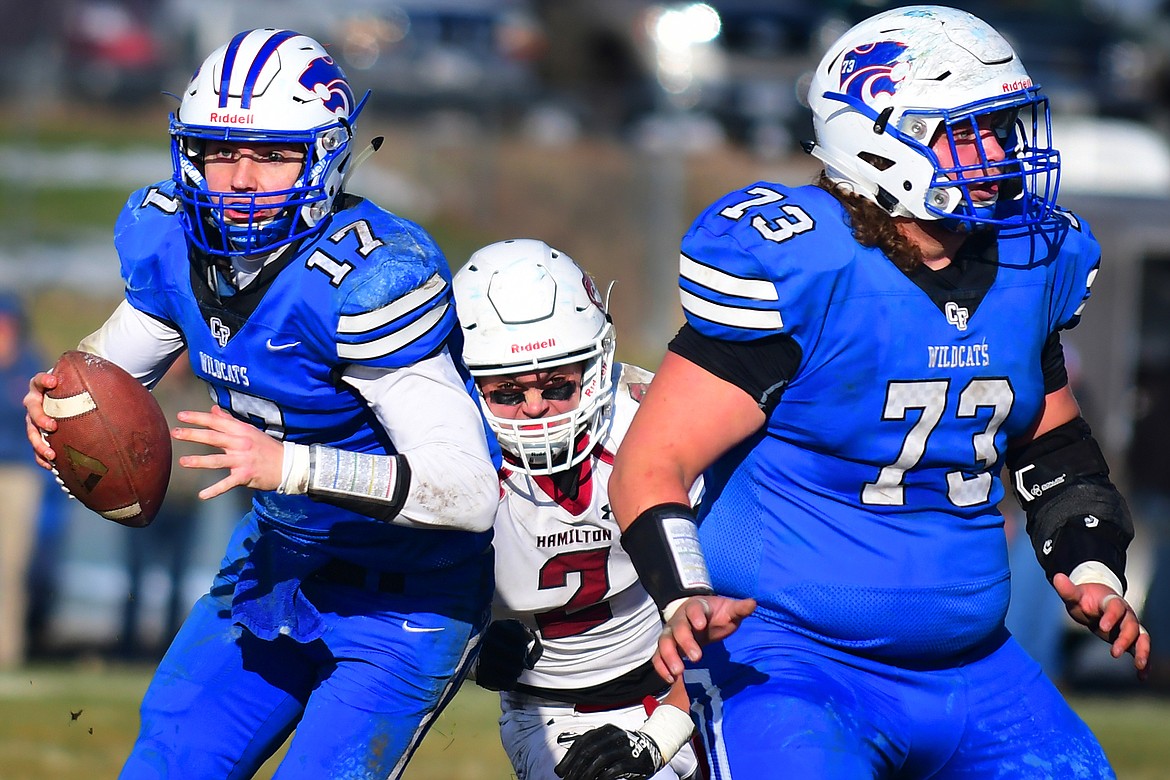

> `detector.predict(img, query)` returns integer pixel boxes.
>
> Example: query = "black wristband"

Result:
[1040,513,1129,589]
[621,503,713,612]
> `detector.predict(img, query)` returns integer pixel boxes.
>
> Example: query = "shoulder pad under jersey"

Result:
[679,182,856,343]
[998,206,1101,333]
[319,199,458,368]
[114,181,189,321]
[599,362,653,457]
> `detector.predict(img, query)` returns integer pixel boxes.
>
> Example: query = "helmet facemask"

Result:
[481,334,617,476]
[169,29,369,259]
[453,239,618,476]
[807,6,1061,230]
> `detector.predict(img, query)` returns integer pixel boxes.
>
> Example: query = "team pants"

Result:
[119,552,490,779]
[685,617,1114,779]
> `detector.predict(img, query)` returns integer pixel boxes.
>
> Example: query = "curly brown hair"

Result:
[814,172,924,272]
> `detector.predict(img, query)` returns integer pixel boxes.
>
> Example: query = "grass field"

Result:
[2,662,1169,779]
[0,662,513,780]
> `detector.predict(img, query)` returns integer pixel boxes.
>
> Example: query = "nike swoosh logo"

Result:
[266,339,301,351]
[402,620,444,633]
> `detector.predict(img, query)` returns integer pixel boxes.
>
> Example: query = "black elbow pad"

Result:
[1006,417,1132,586]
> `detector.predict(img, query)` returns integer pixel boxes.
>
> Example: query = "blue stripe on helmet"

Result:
[240,30,299,109]
[218,30,252,109]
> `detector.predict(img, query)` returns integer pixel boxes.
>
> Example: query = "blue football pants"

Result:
[685,617,1114,779]
[119,565,488,779]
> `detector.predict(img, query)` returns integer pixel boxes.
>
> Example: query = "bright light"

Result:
[653,3,721,51]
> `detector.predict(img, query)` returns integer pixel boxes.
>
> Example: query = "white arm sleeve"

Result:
[339,347,498,532]
[76,299,186,389]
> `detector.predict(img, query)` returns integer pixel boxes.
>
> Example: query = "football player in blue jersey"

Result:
[23,29,500,779]
[608,6,1151,779]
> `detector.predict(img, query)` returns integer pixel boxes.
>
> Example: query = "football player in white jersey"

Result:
[453,240,733,780]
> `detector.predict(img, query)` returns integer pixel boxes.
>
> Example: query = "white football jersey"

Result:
[492,363,700,693]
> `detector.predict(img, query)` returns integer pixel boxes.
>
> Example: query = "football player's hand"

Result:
[172,405,284,498]
[474,619,543,692]
[655,595,756,683]
[1053,574,1150,680]
[24,370,59,468]
[554,723,662,780]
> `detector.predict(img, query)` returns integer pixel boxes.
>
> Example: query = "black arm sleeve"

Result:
[1006,417,1132,588]
[668,324,802,416]
[1041,330,1069,394]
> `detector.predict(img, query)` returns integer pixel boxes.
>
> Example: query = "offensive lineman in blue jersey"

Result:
[23,30,501,779]
[609,7,1151,780]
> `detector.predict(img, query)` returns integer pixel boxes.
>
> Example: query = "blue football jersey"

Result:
[114,181,497,572]
[679,182,1100,661]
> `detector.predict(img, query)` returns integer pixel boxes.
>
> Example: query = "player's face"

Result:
[932,111,1011,203]
[479,363,585,421]
[201,141,307,221]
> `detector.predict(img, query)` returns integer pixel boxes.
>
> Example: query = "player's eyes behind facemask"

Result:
[487,382,579,407]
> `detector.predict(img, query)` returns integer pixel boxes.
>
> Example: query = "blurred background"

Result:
[1,0,1170,693]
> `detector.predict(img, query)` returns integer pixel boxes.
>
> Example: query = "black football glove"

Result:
[474,619,543,692]
[554,723,663,780]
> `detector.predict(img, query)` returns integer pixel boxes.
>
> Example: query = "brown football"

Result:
[43,350,172,528]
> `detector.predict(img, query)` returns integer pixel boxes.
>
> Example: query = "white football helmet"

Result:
[805,6,1060,228]
[453,239,616,475]
[170,29,370,257]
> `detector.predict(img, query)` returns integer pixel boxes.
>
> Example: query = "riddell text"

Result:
[512,338,555,353]
[208,113,256,124]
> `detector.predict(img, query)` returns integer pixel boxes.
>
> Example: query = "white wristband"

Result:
[662,596,711,625]
[1069,561,1125,596]
[662,598,689,624]
[278,441,311,495]
[638,704,694,764]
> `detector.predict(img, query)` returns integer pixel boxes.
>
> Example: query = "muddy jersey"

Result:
[113,180,497,572]
[679,181,1100,662]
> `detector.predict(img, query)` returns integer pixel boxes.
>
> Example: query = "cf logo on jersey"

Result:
[945,301,970,331]
[209,317,232,347]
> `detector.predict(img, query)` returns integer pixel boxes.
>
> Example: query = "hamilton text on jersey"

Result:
[535,527,614,549]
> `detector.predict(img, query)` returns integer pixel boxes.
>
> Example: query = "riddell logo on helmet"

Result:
[511,338,555,353]
[1001,79,1032,93]
[209,113,255,125]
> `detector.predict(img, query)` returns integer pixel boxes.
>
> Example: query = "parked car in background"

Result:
[62,0,179,104]
[168,0,547,123]
[336,0,547,116]
[701,0,833,154]
[536,1,843,154]
[827,0,1162,122]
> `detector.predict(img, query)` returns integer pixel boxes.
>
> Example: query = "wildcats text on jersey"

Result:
[198,351,250,386]
[536,527,613,549]
[927,343,990,369]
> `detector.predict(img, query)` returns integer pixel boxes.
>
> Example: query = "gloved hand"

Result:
[554,724,662,780]
[474,619,543,692]
[555,704,695,780]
